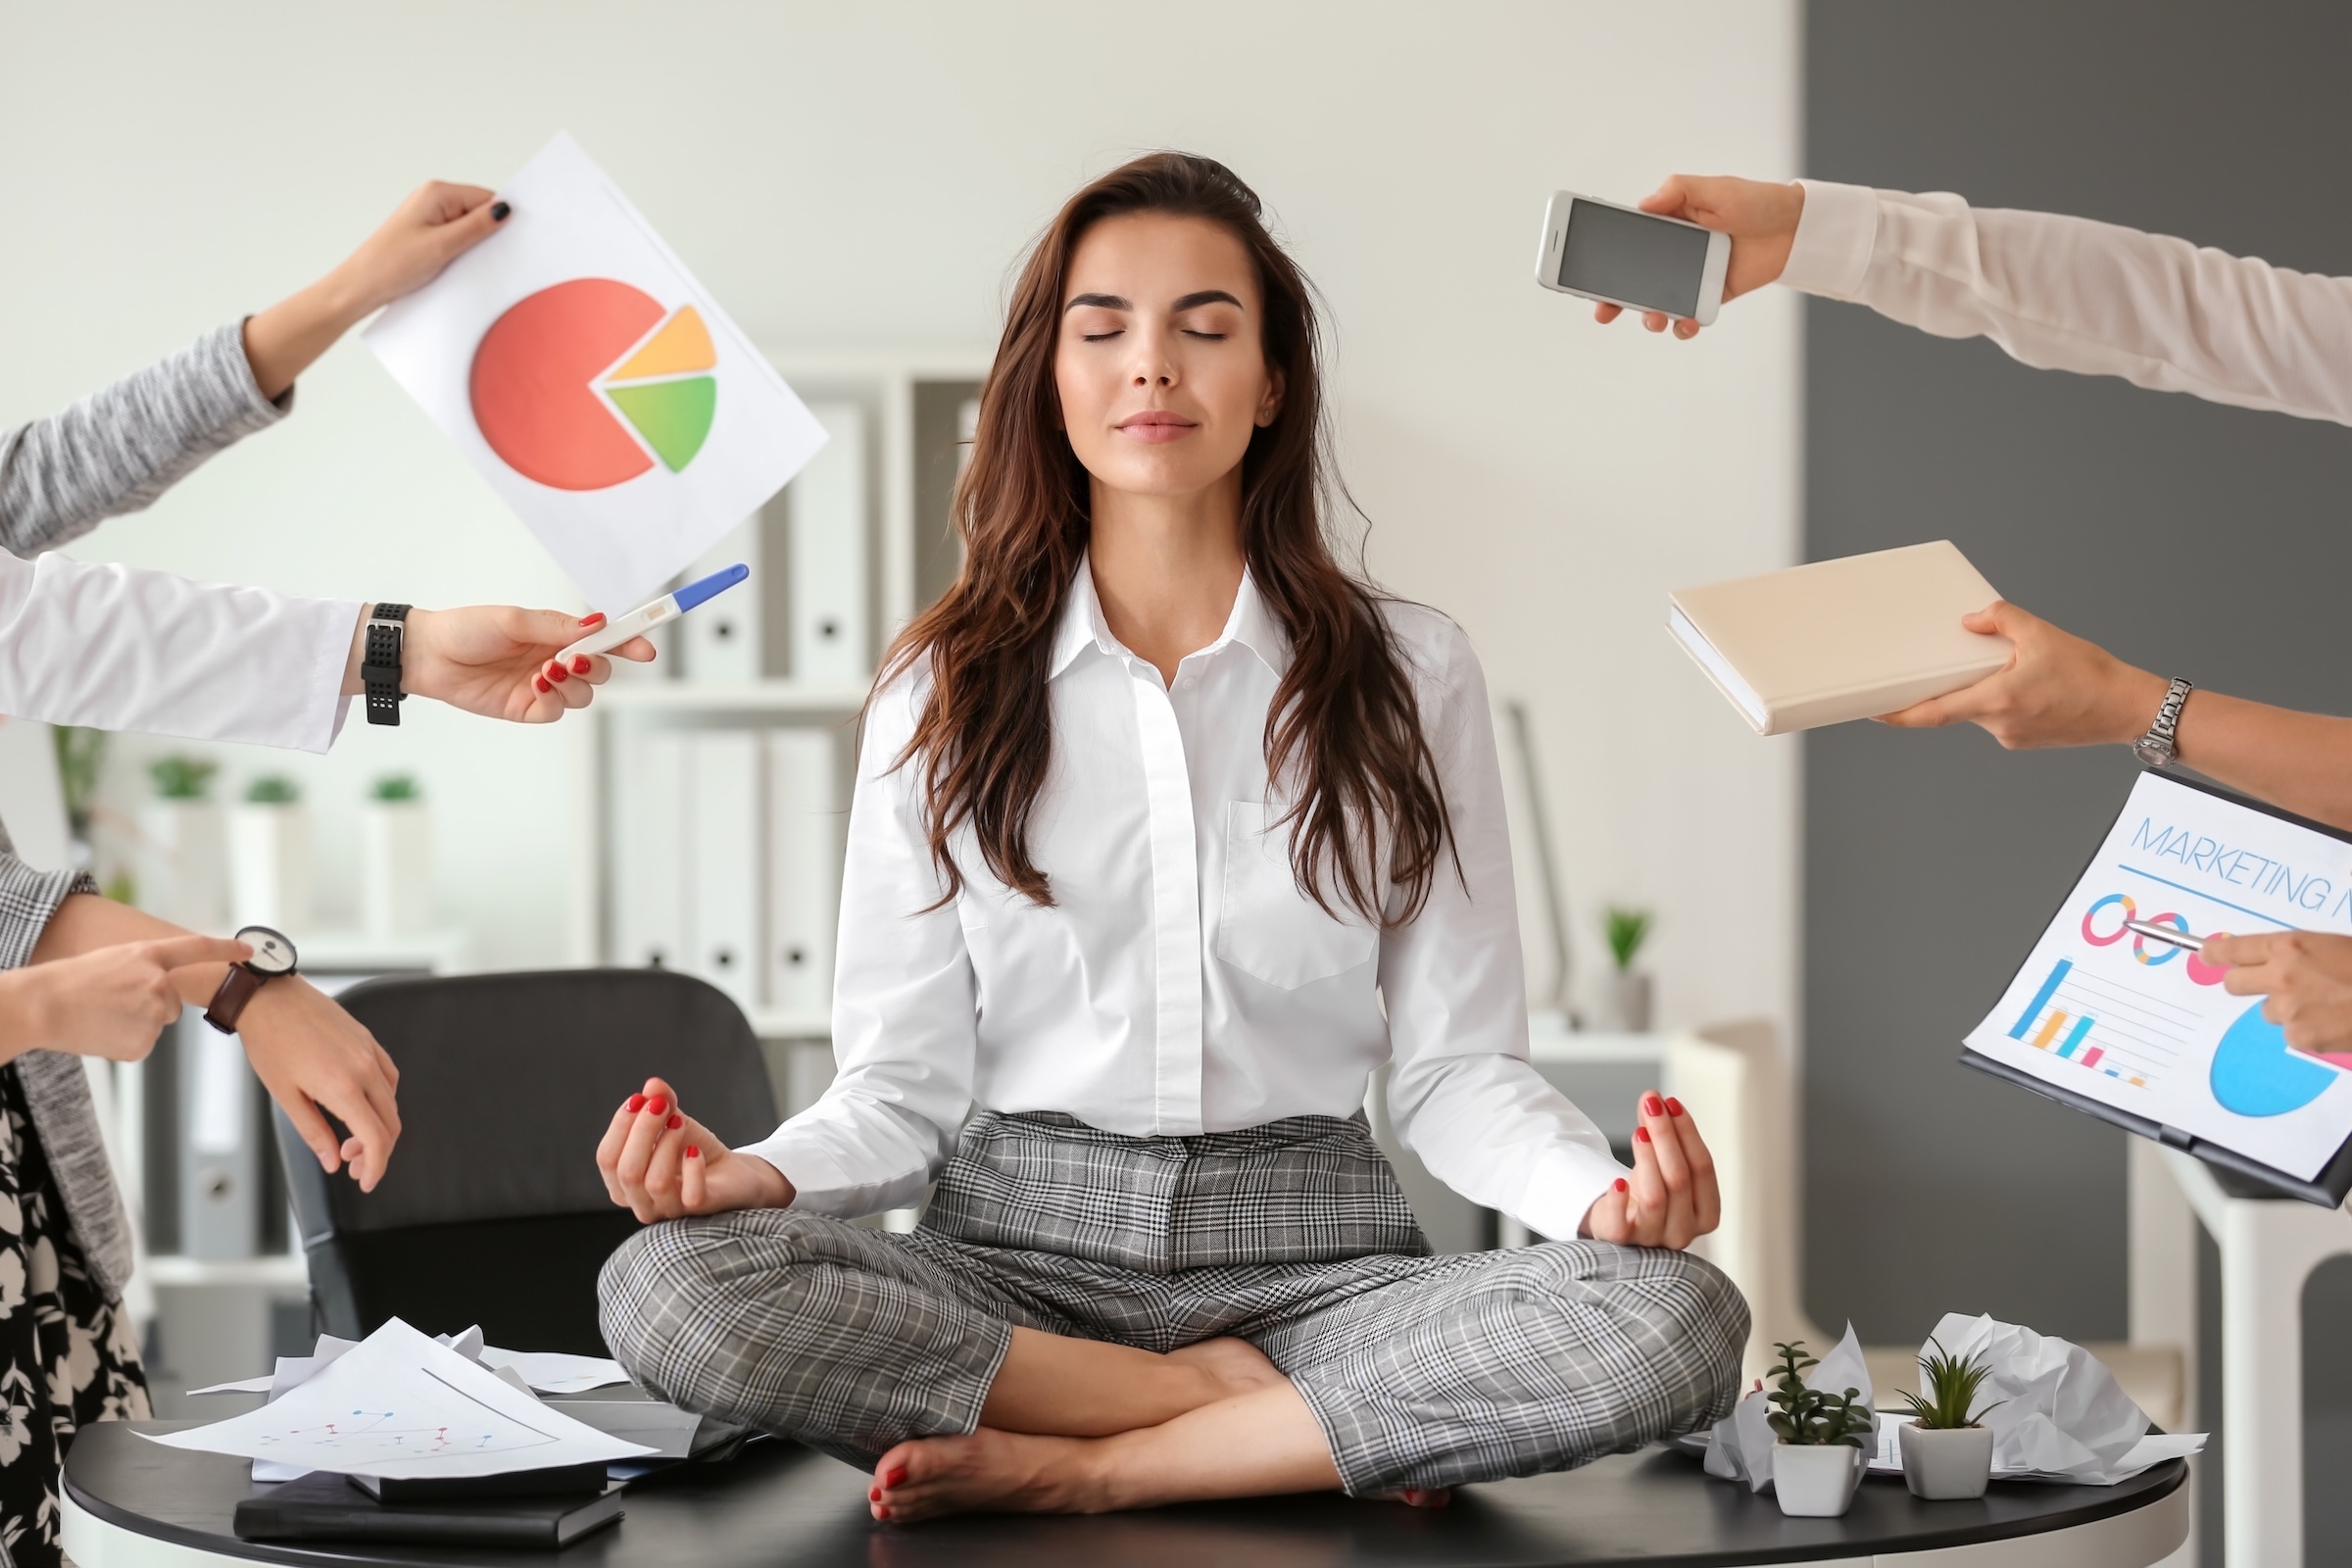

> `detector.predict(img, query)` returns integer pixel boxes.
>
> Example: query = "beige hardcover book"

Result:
[1668,541,2010,736]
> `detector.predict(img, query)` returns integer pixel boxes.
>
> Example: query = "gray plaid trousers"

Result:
[598,1110,1747,1494]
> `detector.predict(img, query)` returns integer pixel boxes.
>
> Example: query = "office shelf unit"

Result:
[574,352,988,1089]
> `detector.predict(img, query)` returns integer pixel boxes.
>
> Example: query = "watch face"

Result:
[235,925,299,975]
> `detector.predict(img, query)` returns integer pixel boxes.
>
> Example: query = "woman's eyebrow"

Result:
[1062,289,1245,314]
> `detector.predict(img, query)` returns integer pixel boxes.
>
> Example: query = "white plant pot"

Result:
[227,804,311,931]
[1899,1422,1994,1499]
[137,800,226,929]
[1607,970,1654,1032]
[1773,1442,1865,1517]
[362,801,433,937]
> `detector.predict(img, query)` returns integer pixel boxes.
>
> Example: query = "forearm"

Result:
[0,324,287,557]
[2174,693,2352,832]
[243,276,377,404]
[29,895,227,1006]
[1787,182,2352,426]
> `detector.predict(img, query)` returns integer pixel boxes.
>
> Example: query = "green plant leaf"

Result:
[244,775,300,805]
[1603,906,1653,971]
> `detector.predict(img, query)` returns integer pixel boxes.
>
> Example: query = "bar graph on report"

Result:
[2003,957,2190,1089]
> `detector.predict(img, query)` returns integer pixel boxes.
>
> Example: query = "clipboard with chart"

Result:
[1962,768,2352,1206]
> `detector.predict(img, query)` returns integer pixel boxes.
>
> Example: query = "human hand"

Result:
[236,977,403,1191]
[1875,601,2166,750]
[242,183,509,400]
[0,935,249,1064]
[1580,1091,1721,1249]
[597,1075,795,1223]
[326,181,508,318]
[353,607,657,724]
[2204,931,2352,1063]
[1590,174,1806,339]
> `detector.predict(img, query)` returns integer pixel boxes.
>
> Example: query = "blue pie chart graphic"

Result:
[2209,1002,2338,1117]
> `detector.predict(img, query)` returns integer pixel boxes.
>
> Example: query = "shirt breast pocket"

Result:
[1214,800,1378,990]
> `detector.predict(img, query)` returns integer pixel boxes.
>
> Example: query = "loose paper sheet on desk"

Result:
[367,131,828,611]
[1868,1315,2203,1485]
[1965,771,2352,1180]
[153,1319,654,1480]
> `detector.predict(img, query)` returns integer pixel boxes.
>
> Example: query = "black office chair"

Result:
[273,968,777,1356]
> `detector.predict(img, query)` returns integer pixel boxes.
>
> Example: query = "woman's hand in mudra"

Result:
[596,1075,795,1222]
[1579,1092,1721,1250]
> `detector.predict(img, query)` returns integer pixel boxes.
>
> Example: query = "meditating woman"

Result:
[595,152,1747,1521]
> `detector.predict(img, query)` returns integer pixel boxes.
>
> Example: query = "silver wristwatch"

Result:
[2132,677,2193,768]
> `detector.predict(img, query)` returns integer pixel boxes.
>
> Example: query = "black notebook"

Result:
[234,1471,625,1548]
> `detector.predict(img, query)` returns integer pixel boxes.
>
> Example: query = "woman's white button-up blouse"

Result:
[741,564,1628,1241]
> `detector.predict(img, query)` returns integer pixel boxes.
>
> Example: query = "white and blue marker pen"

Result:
[554,564,751,664]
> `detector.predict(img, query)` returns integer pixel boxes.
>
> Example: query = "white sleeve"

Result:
[1378,616,1628,1242]
[0,551,359,753]
[1782,179,2352,426]
[736,672,978,1216]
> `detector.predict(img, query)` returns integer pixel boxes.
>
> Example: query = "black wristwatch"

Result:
[364,603,411,726]
[203,926,300,1034]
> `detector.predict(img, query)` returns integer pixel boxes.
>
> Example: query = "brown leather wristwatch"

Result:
[203,925,299,1034]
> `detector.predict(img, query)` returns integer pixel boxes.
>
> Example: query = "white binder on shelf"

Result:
[764,730,842,1016]
[688,731,761,1011]
[679,517,762,684]
[612,733,690,970]
[789,400,870,685]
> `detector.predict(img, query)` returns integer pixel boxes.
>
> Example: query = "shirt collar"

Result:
[1047,557,1294,681]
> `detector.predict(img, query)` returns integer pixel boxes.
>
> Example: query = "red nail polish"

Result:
[685,1145,700,1159]
[581,612,607,627]
[624,1094,646,1112]
[666,1112,683,1130]
[875,1505,891,1520]
[884,1465,907,1487]
[1614,1177,1629,1193]
[868,1487,881,1502]
[571,656,591,674]
[646,1097,668,1117]
[1635,1126,1651,1144]
[1642,1093,1664,1117]
[1666,1097,1686,1117]
[533,675,551,693]
[547,662,569,683]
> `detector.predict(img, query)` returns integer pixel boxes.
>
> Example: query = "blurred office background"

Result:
[9,2,2352,1561]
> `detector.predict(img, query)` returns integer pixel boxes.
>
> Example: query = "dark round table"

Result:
[63,1420,2188,1567]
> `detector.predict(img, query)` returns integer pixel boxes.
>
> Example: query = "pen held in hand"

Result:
[2123,918,2205,954]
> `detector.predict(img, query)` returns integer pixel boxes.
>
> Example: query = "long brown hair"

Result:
[877,152,1452,925]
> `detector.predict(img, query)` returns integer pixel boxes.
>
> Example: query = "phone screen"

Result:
[1558,199,1709,318]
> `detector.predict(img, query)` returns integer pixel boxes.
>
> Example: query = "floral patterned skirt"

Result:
[0,1063,147,1568]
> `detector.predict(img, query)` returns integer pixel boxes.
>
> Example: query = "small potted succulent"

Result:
[228,774,310,929]
[1602,905,1654,1031]
[1767,1341,1872,1517]
[139,756,225,928]
[1897,1339,2002,1499]
[361,773,432,937]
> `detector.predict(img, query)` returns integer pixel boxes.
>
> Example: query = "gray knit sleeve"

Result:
[0,321,293,558]
[0,827,130,1302]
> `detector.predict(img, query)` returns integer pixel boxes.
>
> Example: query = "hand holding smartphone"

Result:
[1536,190,1731,326]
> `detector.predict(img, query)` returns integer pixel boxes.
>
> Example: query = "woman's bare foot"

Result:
[868,1428,1105,1522]
[1166,1336,1285,1399]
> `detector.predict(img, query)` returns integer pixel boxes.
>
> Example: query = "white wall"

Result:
[0,1,1800,1027]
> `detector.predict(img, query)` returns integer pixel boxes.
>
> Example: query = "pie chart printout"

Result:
[468,278,720,491]
[2210,1002,2338,1117]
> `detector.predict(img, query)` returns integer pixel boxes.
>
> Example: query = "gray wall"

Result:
[1802,1,2352,1337]
[1803,6,2352,1554]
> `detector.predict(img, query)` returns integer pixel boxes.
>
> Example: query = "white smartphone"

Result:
[1535,190,1731,326]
